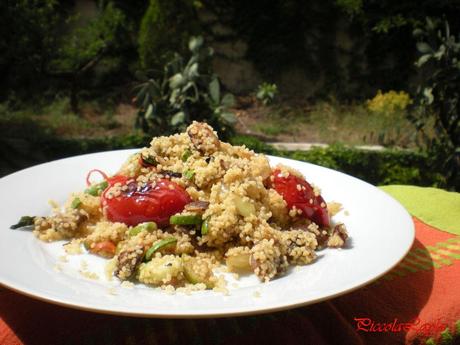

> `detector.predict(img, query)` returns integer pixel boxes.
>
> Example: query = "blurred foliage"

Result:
[202,0,343,93]
[0,0,458,192]
[409,18,460,190]
[372,15,413,34]
[48,2,131,112]
[0,102,148,177]
[333,0,460,98]
[229,135,279,155]
[50,3,128,72]
[231,135,446,188]
[138,0,199,69]
[134,36,236,139]
[0,0,139,107]
[3,0,460,104]
[256,83,278,105]
[0,122,445,189]
[335,0,459,33]
[366,90,412,114]
[0,0,60,101]
[335,0,362,17]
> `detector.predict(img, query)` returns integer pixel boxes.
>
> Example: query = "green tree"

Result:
[138,0,199,69]
[0,0,59,101]
[410,18,460,190]
[47,2,129,113]
[335,0,460,95]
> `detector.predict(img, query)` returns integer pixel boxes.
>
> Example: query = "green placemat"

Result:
[380,185,460,235]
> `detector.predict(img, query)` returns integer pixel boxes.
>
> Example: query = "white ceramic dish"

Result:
[0,150,414,318]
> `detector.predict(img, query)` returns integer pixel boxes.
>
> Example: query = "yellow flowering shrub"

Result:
[367,90,412,113]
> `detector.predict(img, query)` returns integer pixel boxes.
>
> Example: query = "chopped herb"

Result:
[85,180,108,196]
[144,238,177,261]
[10,216,35,230]
[129,222,157,236]
[201,218,209,235]
[184,169,195,180]
[71,197,82,209]
[170,214,202,225]
[181,148,192,162]
[140,153,157,167]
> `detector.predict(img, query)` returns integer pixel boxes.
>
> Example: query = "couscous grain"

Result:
[24,122,348,292]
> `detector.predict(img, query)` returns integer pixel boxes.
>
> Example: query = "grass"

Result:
[247,103,311,137]
[253,121,292,136]
[0,96,450,188]
[0,97,139,139]
[307,101,416,146]
[1,96,430,149]
[40,98,93,136]
[243,99,422,148]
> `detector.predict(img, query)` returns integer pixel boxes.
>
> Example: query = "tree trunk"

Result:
[70,76,79,114]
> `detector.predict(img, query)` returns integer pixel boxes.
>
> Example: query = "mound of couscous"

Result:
[13,122,348,291]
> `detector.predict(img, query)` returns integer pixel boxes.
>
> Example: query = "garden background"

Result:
[1,0,459,190]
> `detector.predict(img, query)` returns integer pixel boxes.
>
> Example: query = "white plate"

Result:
[0,150,414,318]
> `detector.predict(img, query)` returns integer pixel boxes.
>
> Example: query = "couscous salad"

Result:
[12,122,348,292]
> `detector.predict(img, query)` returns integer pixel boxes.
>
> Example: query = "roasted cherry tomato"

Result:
[89,240,117,258]
[270,169,330,227]
[101,176,191,227]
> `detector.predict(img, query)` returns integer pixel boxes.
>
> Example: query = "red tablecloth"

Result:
[1,217,459,345]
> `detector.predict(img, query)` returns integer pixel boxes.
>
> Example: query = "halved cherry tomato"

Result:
[101,176,191,227]
[269,169,330,227]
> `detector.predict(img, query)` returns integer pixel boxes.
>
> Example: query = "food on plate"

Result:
[12,122,348,291]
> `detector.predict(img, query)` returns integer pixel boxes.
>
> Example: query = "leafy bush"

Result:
[256,83,278,105]
[366,90,412,114]
[231,135,444,188]
[0,126,445,189]
[290,145,442,186]
[134,36,236,139]
[410,18,460,190]
[229,135,279,155]
[364,90,415,147]
[0,127,149,177]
